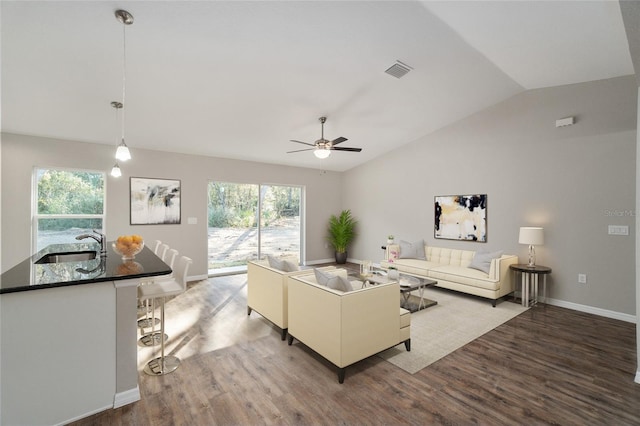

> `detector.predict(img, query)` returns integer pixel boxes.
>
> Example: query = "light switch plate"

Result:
[608,225,629,235]
[187,217,197,225]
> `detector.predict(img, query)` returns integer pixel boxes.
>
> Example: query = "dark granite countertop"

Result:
[0,242,172,294]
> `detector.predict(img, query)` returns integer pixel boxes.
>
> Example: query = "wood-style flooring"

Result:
[71,272,640,425]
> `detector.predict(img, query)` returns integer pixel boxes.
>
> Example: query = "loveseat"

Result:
[287,269,411,383]
[380,242,518,307]
[247,258,335,340]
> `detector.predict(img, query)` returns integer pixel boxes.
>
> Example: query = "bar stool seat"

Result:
[139,255,192,375]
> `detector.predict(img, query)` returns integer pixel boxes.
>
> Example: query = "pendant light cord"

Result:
[121,21,127,144]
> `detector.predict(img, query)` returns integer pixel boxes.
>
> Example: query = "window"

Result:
[33,168,105,252]
[207,181,303,273]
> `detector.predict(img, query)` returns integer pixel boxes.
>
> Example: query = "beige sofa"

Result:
[380,244,518,307]
[247,259,334,340]
[287,269,411,383]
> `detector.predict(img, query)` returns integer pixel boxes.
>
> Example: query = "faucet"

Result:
[76,229,107,257]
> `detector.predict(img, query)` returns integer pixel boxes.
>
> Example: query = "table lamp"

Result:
[519,227,544,267]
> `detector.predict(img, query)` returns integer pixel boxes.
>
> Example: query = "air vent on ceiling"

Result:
[385,60,413,79]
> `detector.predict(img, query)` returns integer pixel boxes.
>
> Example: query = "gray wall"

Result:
[344,75,637,318]
[0,133,342,277]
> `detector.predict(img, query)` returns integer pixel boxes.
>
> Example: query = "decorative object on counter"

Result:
[387,235,395,245]
[388,266,399,280]
[110,9,134,178]
[130,177,181,225]
[360,260,372,277]
[518,226,544,266]
[326,209,357,264]
[113,234,144,260]
[434,194,487,242]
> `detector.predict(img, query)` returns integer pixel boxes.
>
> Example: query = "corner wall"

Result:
[0,134,342,277]
[344,75,637,318]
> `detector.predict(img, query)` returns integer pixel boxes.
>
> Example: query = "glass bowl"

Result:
[112,240,144,260]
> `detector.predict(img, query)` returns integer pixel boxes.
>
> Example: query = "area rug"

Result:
[379,287,528,374]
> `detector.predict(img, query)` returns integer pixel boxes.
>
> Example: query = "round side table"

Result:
[509,264,552,307]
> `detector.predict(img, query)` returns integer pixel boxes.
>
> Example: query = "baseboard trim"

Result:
[305,258,334,266]
[188,273,209,282]
[546,297,636,323]
[113,386,141,409]
[635,371,640,384]
[55,403,113,426]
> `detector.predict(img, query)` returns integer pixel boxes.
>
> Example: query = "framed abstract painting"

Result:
[434,194,487,242]
[130,177,181,225]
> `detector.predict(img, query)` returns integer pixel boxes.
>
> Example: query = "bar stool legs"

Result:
[138,297,167,347]
[143,296,180,375]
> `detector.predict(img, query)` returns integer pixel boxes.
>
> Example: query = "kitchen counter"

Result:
[0,242,172,294]
[0,241,172,425]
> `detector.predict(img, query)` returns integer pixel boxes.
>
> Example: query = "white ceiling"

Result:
[1,1,634,172]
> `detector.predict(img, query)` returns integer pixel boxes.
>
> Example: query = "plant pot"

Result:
[335,251,347,264]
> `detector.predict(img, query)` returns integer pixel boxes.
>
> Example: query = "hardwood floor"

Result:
[71,273,640,426]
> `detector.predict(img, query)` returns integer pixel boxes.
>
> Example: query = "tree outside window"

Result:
[34,168,105,252]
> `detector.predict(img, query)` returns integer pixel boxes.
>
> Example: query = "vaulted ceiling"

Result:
[1,1,634,171]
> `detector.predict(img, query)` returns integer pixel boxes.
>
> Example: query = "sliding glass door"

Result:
[207,182,302,274]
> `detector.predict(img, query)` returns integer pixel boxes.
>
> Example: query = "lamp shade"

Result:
[519,227,544,245]
[314,148,331,159]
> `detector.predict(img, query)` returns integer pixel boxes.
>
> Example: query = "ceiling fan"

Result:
[287,116,362,159]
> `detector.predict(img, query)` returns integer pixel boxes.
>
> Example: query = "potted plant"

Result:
[327,209,358,264]
[387,235,395,245]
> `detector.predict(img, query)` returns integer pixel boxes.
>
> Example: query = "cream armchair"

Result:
[247,259,334,340]
[287,269,411,383]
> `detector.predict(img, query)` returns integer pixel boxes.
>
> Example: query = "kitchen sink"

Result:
[35,250,97,264]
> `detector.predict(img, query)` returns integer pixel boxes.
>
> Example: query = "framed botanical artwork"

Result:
[434,194,487,242]
[130,177,181,225]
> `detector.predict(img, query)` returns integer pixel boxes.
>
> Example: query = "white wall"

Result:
[0,134,343,277]
[344,75,637,318]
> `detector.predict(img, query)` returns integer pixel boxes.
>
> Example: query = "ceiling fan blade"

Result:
[287,148,315,153]
[290,139,316,147]
[331,147,362,152]
[331,136,348,146]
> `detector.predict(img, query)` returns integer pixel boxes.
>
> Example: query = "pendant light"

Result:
[110,101,123,177]
[114,10,133,164]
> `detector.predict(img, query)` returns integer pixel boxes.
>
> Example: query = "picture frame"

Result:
[434,194,486,242]
[130,177,181,225]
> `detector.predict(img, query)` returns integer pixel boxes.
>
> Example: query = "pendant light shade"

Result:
[111,163,122,177]
[116,140,131,161]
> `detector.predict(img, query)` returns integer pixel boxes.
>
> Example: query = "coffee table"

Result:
[360,271,437,312]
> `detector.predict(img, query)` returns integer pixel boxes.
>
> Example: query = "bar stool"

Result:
[138,248,179,346]
[139,255,192,375]
[137,243,170,329]
[138,240,166,321]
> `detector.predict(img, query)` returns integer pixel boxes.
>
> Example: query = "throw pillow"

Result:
[267,255,285,271]
[314,268,332,285]
[398,239,426,260]
[313,269,353,292]
[468,250,504,274]
[282,259,300,272]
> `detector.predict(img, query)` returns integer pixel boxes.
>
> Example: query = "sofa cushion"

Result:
[468,250,503,274]
[398,239,426,260]
[427,265,499,290]
[314,268,353,292]
[267,255,300,272]
[382,258,442,277]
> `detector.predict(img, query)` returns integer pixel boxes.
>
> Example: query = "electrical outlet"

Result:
[578,273,587,284]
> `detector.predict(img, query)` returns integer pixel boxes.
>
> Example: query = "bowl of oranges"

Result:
[113,234,144,260]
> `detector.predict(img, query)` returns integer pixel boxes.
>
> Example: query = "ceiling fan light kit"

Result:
[287,116,362,159]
